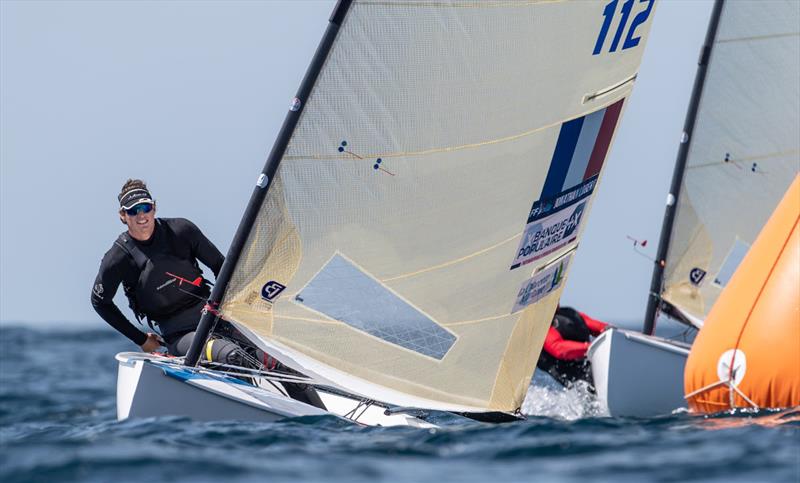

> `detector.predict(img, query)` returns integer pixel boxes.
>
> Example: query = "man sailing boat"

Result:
[536,306,611,391]
[91,179,273,367]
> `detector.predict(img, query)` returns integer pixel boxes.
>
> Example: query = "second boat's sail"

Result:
[217,0,656,413]
[658,0,800,325]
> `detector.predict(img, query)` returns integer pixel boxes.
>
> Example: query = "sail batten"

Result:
[219,0,655,411]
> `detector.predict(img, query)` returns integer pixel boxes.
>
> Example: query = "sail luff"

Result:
[643,0,725,335]
[185,0,354,366]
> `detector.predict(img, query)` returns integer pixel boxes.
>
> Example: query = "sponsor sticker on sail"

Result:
[510,99,623,270]
[511,197,587,269]
[512,253,572,312]
[261,280,286,301]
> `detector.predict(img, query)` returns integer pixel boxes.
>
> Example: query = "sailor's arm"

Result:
[90,252,148,346]
[581,312,610,336]
[542,327,589,360]
[177,218,225,277]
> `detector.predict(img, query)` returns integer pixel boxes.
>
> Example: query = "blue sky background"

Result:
[0,0,712,326]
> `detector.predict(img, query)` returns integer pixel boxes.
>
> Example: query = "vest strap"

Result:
[114,227,155,326]
[115,233,150,270]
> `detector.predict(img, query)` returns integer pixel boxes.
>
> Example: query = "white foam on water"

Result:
[521,371,607,420]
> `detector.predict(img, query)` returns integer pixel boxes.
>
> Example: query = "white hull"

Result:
[587,329,689,417]
[116,352,433,427]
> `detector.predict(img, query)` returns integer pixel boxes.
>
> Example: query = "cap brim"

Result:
[120,198,155,210]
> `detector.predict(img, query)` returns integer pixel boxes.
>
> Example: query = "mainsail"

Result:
[190,0,656,413]
[646,0,800,331]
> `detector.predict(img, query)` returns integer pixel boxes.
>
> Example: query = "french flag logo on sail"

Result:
[511,99,624,270]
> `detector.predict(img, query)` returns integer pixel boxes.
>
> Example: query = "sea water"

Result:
[1,326,798,483]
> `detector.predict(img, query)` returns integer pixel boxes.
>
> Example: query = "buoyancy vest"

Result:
[115,222,210,322]
[552,307,591,343]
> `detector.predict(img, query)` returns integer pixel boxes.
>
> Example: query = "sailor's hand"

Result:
[140,333,163,353]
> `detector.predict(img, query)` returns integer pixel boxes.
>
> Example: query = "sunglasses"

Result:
[124,203,154,216]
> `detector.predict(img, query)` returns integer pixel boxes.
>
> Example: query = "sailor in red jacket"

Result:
[537,306,610,390]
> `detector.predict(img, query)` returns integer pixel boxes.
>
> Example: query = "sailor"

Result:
[90,179,265,366]
[536,306,610,390]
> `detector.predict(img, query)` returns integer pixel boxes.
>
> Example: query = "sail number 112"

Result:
[593,0,654,55]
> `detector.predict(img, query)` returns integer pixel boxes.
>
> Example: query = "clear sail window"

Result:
[713,239,751,288]
[295,254,456,360]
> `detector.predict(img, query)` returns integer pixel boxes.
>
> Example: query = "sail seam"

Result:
[276,311,513,328]
[283,98,629,161]
[716,32,800,43]
[383,232,521,281]
[445,313,513,327]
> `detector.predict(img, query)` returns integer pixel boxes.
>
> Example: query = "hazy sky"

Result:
[0,0,713,326]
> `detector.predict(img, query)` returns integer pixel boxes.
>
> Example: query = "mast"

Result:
[643,0,725,335]
[185,0,354,366]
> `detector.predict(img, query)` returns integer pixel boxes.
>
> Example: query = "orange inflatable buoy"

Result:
[684,174,800,413]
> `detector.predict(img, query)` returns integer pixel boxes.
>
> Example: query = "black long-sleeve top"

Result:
[91,217,224,345]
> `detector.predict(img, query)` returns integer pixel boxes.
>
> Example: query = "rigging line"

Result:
[382,232,521,282]
[167,359,313,383]
[195,364,327,388]
[344,404,358,419]
[716,31,800,43]
[265,378,289,397]
[191,347,310,382]
[358,0,562,8]
[283,98,627,162]
[355,400,375,421]
[344,399,371,420]
[664,325,696,343]
[201,368,301,386]
[688,149,800,170]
